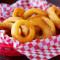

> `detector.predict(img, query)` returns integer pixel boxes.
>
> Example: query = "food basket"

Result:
[0,44,22,56]
[0,0,60,60]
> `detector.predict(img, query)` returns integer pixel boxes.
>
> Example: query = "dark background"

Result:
[0,0,17,4]
[0,0,60,60]
[47,0,60,6]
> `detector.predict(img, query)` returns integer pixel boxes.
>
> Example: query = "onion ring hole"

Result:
[19,25,30,37]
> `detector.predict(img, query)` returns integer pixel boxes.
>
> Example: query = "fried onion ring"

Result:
[0,23,12,29]
[4,17,29,36]
[0,23,12,36]
[47,6,60,29]
[11,20,35,43]
[3,17,24,23]
[29,16,53,39]
[13,8,25,18]
[23,8,47,19]
[27,15,56,35]
[40,16,56,35]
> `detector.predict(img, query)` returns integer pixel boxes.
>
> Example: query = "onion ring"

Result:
[11,20,35,43]
[3,17,29,37]
[47,6,60,29]
[40,16,56,35]
[27,16,42,38]
[27,15,56,35]
[23,8,47,19]
[3,17,24,23]
[4,17,29,36]
[29,16,53,39]
[13,8,25,18]
[0,23,12,36]
[0,23,12,29]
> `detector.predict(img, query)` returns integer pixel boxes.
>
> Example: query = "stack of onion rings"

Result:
[0,7,60,43]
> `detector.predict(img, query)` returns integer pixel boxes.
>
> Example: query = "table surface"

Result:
[0,0,60,60]
[0,54,60,60]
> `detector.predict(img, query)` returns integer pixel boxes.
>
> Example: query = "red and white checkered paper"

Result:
[0,0,60,60]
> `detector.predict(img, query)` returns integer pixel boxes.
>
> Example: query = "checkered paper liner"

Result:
[0,0,60,60]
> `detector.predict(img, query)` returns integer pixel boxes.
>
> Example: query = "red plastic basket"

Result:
[0,43,22,56]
